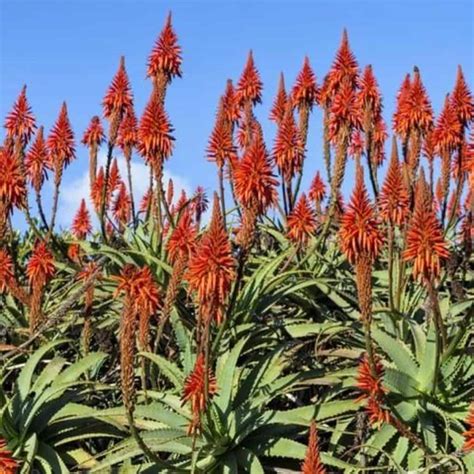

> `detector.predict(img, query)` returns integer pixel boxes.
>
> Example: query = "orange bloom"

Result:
[27,241,55,287]
[339,169,383,264]
[137,95,174,165]
[72,199,92,239]
[287,193,317,246]
[235,131,278,214]
[393,73,412,139]
[309,171,326,204]
[329,79,362,143]
[301,421,326,474]
[422,129,437,163]
[269,73,288,125]
[402,68,433,134]
[0,438,18,474]
[167,209,196,263]
[206,109,236,169]
[236,50,263,106]
[324,29,359,100]
[186,195,235,324]
[221,79,240,124]
[113,181,132,226]
[403,175,449,282]
[463,403,474,452]
[272,104,305,182]
[451,66,473,127]
[378,138,410,225]
[25,126,51,193]
[91,166,109,212]
[433,94,462,154]
[182,353,218,435]
[102,56,133,120]
[0,146,26,212]
[82,116,105,148]
[117,108,138,156]
[166,178,174,206]
[357,65,382,116]
[0,249,14,293]
[109,158,122,194]
[236,116,262,150]
[292,56,319,111]
[46,102,75,170]
[372,116,388,166]
[147,12,182,82]
[4,85,36,145]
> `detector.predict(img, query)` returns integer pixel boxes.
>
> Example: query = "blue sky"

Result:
[1,0,472,229]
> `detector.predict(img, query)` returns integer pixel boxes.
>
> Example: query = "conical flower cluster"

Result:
[236,51,263,106]
[25,126,51,193]
[301,421,326,474]
[72,199,92,239]
[292,57,319,111]
[4,85,36,145]
[287,193,317,246]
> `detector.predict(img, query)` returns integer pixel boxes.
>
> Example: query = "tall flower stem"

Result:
[48,168,63,241]
[35,189,49,231]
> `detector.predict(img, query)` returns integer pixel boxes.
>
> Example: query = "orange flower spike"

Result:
[434,94,462,154]
[463,403,474,452]
[166,178,174,206]
[102,56,133,120]
[117,107,138,156]
[404,67,433,134]
[357,65,382,116]
[356,354,385,399]
[301,421,326,474]
[27,241,55,287]
[393,73,412,139]
[186,194,236,324]
[269,73,288,125]
[0,438,19,474]
[206,107,237,169]
[72,199,92,239]
[272,104,305,182]
[0,249,14,293]
[287,193,317,247]
[339,168,383,264]
[403,175,449,282]
[221,79,240,124]
[372,116,388,166]
[236,50,263,106]
[379,137,410,226]
[25,126,51,193]
[292,56,319,111]
[137,95,174,165]
[234,132,278,214]
[134,266,161,316]
[182,353,218,434]
[4,85,37,145]
[47,102,76,170]
[82,116,105,149]
[326,29,359,96]
[309,171,327,204]
[422,129,437,164]
[451,66,473,127]
[109,158,122,193]
[0,146,26,212]
[113,181,132,225]
[167,209,196,263]
[147,12,182,82]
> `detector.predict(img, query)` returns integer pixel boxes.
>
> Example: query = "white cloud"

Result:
[56,152,191,230]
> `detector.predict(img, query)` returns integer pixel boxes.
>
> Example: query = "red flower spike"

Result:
[0,438,19,474]
[393,73,412,139]
[272,104,305,182]
[269,73,288,125]
[82,116,105,148]
[117,108,138,155]
[147,12,182,82]
[357,65,382,115]
[372,116,388,166]
[292,56,319,111]
[137,95,174,165]
[0,249,14,293]
[348,130,364,158]
[309,171,327,204]
[235,131,278,214]
[166,178,174,206]
[102,56,133,120]
[287,193,317,246]
[422,129,437,163]
[434,94,462,154]
[27,241,55,287]
[91,166,107,212]
[186,194,235,325]
[72,199,92,239]
[0,146,26,212]
[379,137,410,225]
[109,158,122,193]
[207,110,237,169]
[339,168,383,264]
[47,102,75,170]
[25,126,51,193]
[301,421,326,474]
[403,175,449,282]
[221,79,240,124]
[463,403,474,452]
[236,50,263,106]
[167,209,196,263]
[451,66,473,127]
[4,85,36,144]
[113,181,132,225]
[182,353,218,435]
